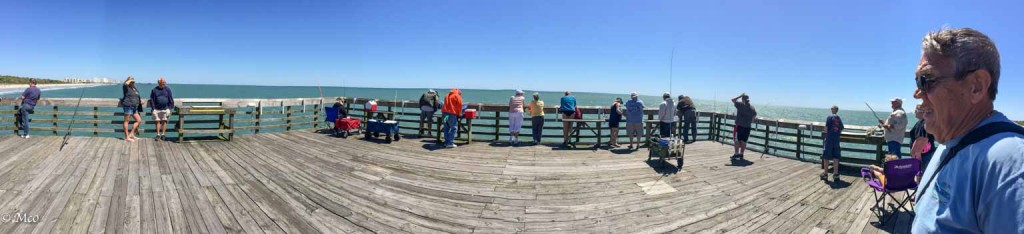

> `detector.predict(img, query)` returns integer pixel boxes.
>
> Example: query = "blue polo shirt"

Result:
[625,98,645,123]
[912,111,1024,233]
[559,95,576,113]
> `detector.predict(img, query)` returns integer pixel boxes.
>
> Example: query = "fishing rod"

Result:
[864,102,884,126]
[60,88,86,151]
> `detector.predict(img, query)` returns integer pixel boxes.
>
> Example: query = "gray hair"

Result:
[922,27,1000,100]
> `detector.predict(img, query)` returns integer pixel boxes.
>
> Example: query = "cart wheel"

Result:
[394,134,401,141]
[374,132,380,138]
[385,136,393,143]
[365,131,371,139]
[340,131,348,138]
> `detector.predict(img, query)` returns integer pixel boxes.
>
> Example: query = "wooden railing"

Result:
[0,98,325,138]
[8,97,1017,166]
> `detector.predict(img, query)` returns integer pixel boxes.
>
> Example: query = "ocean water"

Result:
[10,83,917,127]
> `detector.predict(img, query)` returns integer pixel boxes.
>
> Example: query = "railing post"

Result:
[12,105,19,135]
[313,98,321,129]
[254,101,262,134]
[53,106,58,135]
[494,111,501,141]
[796,128,803,159]
[764,122,770,153]
[286,105,293,131]
[93,106,99,136]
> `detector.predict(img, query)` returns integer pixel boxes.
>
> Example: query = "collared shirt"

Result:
[912,111,1024,233]
[884,108,908,143]
[625,98,645,123]
[528,100,545,117]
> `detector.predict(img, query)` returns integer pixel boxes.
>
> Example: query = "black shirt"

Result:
[910,119,936,157]
[333,102,348,119]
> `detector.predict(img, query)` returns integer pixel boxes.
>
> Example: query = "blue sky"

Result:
[2,0,1021,118]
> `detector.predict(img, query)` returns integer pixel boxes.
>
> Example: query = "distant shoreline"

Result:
[0,83,115,96]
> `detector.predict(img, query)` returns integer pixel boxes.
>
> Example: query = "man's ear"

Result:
[967,69,993,104]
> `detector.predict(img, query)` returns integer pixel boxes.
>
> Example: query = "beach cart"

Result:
[648,137,685,166]
[335,118,361,138]
[365,119,401,143]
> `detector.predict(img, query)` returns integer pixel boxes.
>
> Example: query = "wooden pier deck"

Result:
[0,131,913,233]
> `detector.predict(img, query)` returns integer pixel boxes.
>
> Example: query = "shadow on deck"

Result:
[0,131,914,233]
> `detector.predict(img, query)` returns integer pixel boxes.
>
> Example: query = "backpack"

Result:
[917,121,1024,200]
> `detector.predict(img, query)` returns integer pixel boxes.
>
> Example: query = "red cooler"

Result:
[464,109,478,119]
[364,101,378,112]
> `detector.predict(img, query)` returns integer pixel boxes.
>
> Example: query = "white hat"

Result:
[515,89,524,95]
[630,92,638,96]
[890,97,903,103]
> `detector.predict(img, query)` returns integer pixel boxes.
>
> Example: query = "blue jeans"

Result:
[18,104,34,136]
[442,113,458,146]
[886,141,903,158]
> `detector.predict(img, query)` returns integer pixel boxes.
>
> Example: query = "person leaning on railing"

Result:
[418,89,440,137]
[508,90,526,145]
[440,88,462,148]
[624,92,645,150]
[527,93,545,145]
[559,90,577,147]
[15,79,40,139]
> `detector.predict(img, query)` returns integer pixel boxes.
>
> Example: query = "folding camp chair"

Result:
[860,157,920,225]
[324,107,339,135]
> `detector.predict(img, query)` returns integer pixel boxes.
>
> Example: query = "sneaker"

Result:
[155,135,162,141]
[820,172,828,180]
[833,174,840,182]
[161,135,167,141]
[24,135,30,139]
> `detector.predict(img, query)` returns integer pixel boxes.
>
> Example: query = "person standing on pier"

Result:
[731,93,756,160]
[148,78,174,141]
[608,97,623,148]
[679,95,697,143]
[527,93,545,145]
[418,89,440,137]
[508,90,526,145]
[912,28,1024,233]
[120,77,143,142]
[658,92,676,138]
[821,105,844,182]
[879,97,908,158]
[909,104,935,169]
[559,90,577,147]
[15,79,40,139]
[440,88,463,148]
[625,92,645,150]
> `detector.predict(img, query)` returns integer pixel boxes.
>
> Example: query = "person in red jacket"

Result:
[441,88,463,148]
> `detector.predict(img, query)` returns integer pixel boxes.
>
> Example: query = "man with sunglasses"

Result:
[912,28,1024,233]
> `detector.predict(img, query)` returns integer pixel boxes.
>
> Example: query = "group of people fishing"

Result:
[7,27,1024,233]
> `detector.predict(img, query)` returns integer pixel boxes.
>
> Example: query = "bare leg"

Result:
[131,113,141,140]
[123,115,132,141]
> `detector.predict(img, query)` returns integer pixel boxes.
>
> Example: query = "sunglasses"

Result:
[915,74,952,94]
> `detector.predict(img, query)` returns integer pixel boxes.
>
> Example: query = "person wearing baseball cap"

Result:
[878,97,908,158]
[624,92,646,150]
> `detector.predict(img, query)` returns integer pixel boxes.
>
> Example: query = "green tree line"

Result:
[0,75,67,84]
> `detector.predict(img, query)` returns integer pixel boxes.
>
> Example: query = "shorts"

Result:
[822,140,841,160]
[734,126,751,142]
[420,110,436,122]
[562,110,575,118]
[153,109,171,121]
[608,118,621,128]
[626,122,643,137]
[123,106,138,115]
[887,141,903,158]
